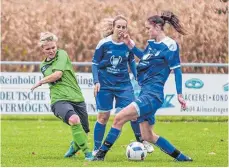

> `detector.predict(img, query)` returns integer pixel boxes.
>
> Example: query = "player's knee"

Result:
[68,114,80,125]
[98,117,109,124]
[97,113,110,124]
[113,114,125,128]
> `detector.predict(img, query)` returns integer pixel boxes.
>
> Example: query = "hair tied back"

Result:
[161,11,173,22]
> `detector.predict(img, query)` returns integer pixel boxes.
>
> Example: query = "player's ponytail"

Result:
[147,11,186,35]
[161,11,187,35]
[100,18,114,38]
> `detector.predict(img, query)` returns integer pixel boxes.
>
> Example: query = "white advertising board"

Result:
[0,73,228,116]
[157,74,228,116]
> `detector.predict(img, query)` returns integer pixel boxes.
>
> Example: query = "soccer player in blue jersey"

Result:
[92,15,154,155]
[93,11,193,161]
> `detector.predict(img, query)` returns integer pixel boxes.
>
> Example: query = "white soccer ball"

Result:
[126,142,147,161]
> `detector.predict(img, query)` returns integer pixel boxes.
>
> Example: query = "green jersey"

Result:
[40,49,84,105]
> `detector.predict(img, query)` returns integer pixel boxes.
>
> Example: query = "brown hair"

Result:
[147,11,186,35]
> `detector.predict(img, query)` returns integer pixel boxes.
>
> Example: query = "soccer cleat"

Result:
[143,141,154,153]
[84,152,94,161]
[175,156,193,162]
[182,156,193,162]
[92,150,99,156]
[92,149,107,161]
[64,141,79,158]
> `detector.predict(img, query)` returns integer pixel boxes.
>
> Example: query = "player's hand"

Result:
[94,83,100,97]
[31,81,42,92]
[119,32,130,44]
[119,32,134,48]
[178,94,187,110]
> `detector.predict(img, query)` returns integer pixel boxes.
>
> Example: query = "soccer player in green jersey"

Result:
[31,32,93,160]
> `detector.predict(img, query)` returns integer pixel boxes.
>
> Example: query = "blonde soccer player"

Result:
[31,32,93,160]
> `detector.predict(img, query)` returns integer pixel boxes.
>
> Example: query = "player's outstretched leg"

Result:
[154,136,193,161]
[71,124,93,161]
[141,121,192,161]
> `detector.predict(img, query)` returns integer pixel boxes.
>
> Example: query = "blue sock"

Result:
[101,127,121,151]
[155,136,189,161]
[93,121,106,150]
[155,136,176,154]
[130,120,142,142]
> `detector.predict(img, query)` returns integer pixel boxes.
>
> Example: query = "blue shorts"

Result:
[133,90,163,125]
[96,86,134,112]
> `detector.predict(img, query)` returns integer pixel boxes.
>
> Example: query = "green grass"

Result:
[1,115,228,167]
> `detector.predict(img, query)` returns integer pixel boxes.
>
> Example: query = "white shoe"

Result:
[92,150,99,156]
[143,141,154,153]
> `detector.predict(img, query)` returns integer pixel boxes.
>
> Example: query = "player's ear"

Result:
[155,24,161,31]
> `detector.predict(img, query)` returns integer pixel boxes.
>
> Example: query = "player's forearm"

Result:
[131,46,144,59]
[40,71,63,85]
[129,61,137,79]
[125,40,143,59]
[126,40,135,49]
[174,67,182,95]
[92,64,99,84]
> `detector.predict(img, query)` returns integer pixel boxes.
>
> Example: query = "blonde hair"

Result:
[101,15,128,38]
[38,32,58,47]
[101,18,114,38]
[113,15,127,25]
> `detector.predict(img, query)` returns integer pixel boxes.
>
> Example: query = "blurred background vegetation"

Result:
[1,0,228,73]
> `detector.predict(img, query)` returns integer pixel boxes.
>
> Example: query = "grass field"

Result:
[1,115,228,167]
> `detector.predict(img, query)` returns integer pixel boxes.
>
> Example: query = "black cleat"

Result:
[92,149,107,161]
[175,156,193,162]
[184,157,193,162]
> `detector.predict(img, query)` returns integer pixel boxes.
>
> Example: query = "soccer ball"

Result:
[126,142,147,161]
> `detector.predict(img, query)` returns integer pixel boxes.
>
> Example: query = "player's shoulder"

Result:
[162,37,178,51]
[96,35,112,49]
[56,49,69,61]
[57,49,68,56]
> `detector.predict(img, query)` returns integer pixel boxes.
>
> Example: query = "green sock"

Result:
[71,124,90,154]
[72,142,80,152]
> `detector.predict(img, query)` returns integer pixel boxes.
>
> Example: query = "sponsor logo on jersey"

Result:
[110,55,122,68]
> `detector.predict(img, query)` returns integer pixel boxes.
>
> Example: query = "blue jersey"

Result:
[92,35,135,88]
[135,36,180,94]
